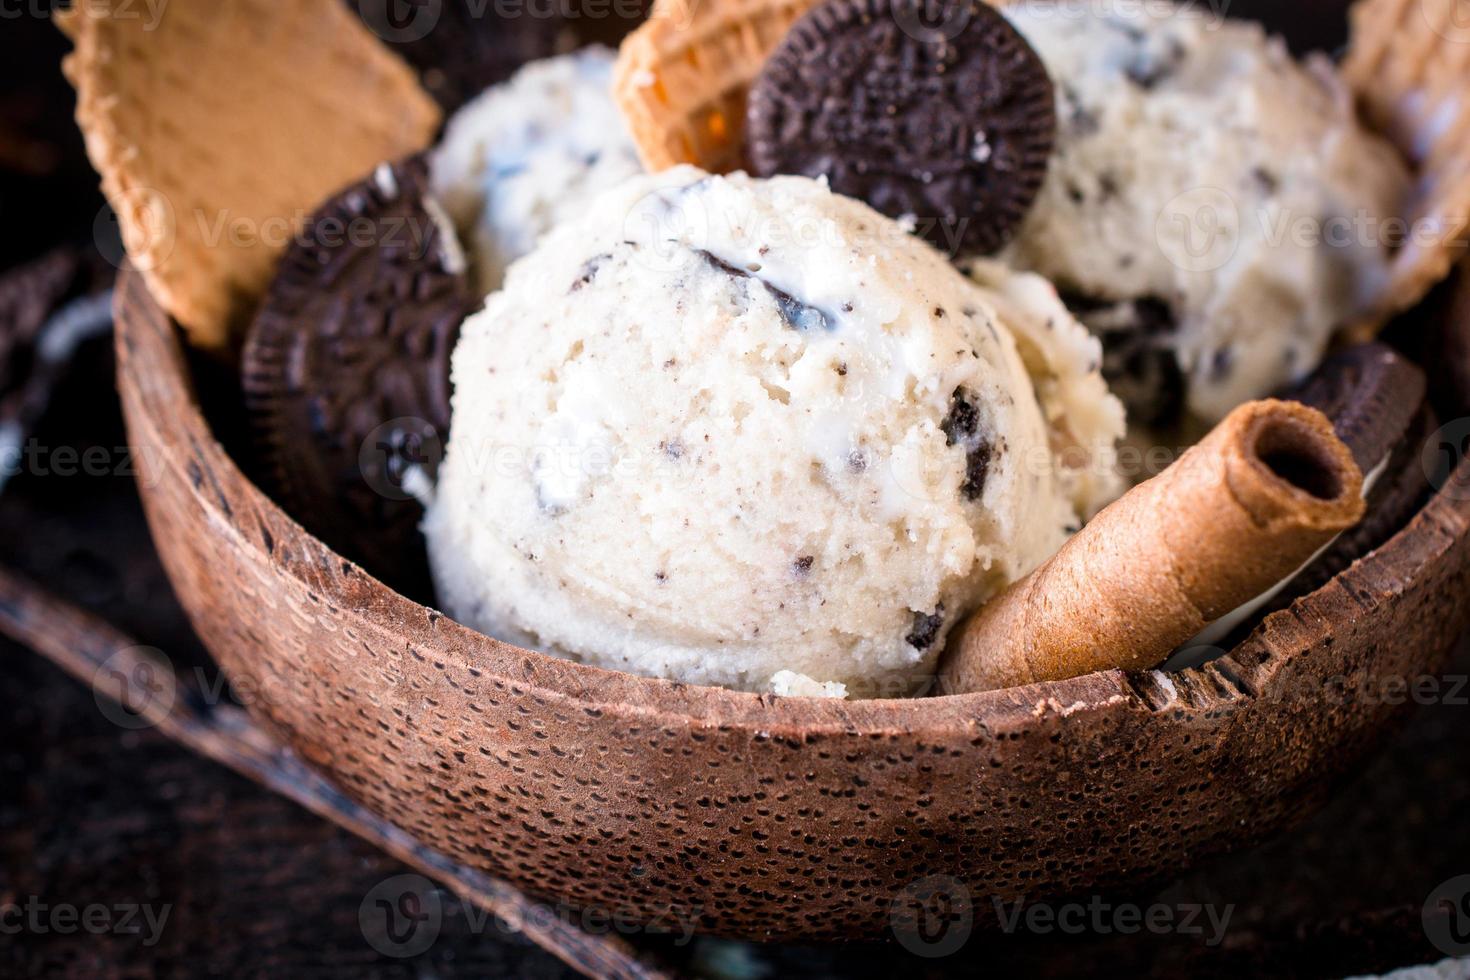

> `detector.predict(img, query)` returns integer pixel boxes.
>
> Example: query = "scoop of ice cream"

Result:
[1000,5,1411,427]
[430,47,642,291]
[424,167,1123,696]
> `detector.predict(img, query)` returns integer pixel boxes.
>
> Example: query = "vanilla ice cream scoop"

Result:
[430,47,643,292]
[1000,5,1412,427]
[424,168,1123,697]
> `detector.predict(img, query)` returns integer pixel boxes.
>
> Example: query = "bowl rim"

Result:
[113,264,1470,738]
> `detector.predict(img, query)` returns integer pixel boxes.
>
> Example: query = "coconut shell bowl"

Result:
[115,259,1470,941]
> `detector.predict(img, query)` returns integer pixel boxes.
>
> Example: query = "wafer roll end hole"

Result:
[1231,400,1365,529]
[939,400,1365,695]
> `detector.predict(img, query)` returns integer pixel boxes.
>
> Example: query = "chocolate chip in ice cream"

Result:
[693,248,836,331]
[1063,293,1186,431]
[906,606,946,650]
[746,0,1056,257]
[942,387,995,501]
[241,155,475,595]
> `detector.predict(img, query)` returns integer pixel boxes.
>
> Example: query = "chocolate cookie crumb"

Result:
[906,606,946,650]
[570,253,612,292]
[694,248,835,331]
[941,388,995,500]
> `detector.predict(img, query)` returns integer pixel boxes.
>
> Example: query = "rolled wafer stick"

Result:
[939,399,1365,694]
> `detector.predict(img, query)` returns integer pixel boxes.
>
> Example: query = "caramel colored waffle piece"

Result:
[58,0,441,349]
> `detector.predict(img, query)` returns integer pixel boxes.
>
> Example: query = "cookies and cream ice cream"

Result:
[430,47,643,291]
[424,167,1124,696]
[999,5,1412,426]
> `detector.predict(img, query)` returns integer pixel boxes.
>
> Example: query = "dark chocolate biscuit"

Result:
[1288,342,1427,474]
[242,155,475,594]
[1280,343,1431,591]
[1222,343,1433,630]
[746,0,1055,257]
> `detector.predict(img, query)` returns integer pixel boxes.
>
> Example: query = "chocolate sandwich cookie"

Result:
[1192,342,1434,640]
[746,0,1055,256]
[242,155,474,595]
[1276,343,1432,598]
[1175,344,1430,659]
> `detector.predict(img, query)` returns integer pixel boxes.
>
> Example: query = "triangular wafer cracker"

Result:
[59,0,441,350]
